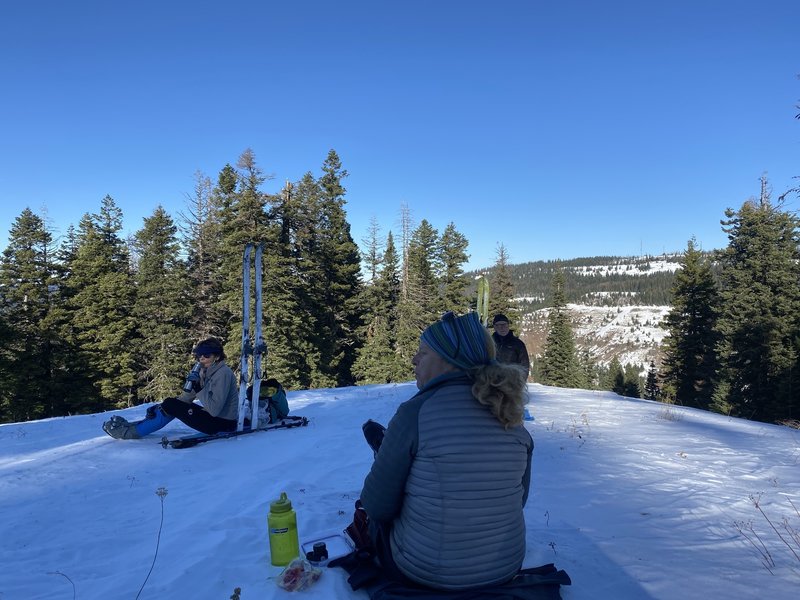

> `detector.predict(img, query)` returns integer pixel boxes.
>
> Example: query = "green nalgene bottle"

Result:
[268,491,299,566]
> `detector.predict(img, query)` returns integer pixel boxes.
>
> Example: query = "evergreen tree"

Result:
[263,176,321,389]
[661,238,720,409]
[489,243,520,324]
[52,225,98,414]
[622,363,642,398]
[541,271,583,388]
[604,356,624,393]
[713,180,800,422]
[354,231,408,382]
[313,149,364,387]
[132,207,191,401]
[68,196,137,409]
[644,361,661,400]
[397,220,440,365]
[438,222,470,313]
[361,216,384,286]
[579,350,600,389]
[0,209,64,421]
[182,170,226,341]
[214,150,272,362]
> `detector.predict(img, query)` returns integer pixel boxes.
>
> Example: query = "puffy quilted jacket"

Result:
[360,372,533,590]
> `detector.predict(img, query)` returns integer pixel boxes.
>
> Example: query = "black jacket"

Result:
[492,331,530,375]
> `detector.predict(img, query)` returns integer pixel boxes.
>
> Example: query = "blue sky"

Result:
[1,1,798,271]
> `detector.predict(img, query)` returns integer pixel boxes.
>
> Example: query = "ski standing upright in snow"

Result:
[236,242,267,432]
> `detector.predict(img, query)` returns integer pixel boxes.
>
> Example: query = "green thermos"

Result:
[268,491,300,566]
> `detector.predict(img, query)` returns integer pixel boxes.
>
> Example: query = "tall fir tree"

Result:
[661,238,720,409]
[644,361,661,400]
[397,220,440,365]
[354,231,408,382]
[438,222,470,313]
[132,207,191,401]
[182,170,227,341]
[0,209,65,421]
[541,271,583,388]
[604,356,625,394]
[361,216,384,286]
[68,196,137,409]
[489,243,520,325]
[263,176,321,389]
[713,180,800,422]
[214,150,272,362]
[313,149,364,387]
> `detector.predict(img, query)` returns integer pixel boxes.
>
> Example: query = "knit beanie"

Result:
[492,314,509,325]
[420,312,494,370]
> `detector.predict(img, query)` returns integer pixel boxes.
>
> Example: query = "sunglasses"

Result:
[194,353,213,359]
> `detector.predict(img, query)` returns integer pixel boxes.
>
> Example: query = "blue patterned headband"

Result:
[420,311,494,370]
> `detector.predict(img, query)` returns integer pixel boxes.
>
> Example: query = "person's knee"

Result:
[161,397,180,416]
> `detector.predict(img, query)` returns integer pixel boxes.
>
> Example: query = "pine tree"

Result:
[354,231,408,382]
[713,179,800,422]
[0,209,64,421]
[263,176,321,389]
[181,170,226,341]
[397,220,440,365]
[622,363,642,398]
[661,238,720,409]
[132,207,191,401]
[489,243,520,325]
[541,271,583,388]
[313,150,364,387]
[438,222,470,313]
[603,356,623,393]
[68,196,137,409]
[644,361,661,400]
[361,217,384,286]
[214,150,272,362]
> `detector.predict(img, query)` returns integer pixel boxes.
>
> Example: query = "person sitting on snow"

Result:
[102,337,239,440]
[356,311,533,591]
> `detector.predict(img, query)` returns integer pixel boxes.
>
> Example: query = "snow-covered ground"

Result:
[1,383,798,599]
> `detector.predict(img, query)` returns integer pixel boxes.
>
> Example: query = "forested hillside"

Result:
[470,253,687,310]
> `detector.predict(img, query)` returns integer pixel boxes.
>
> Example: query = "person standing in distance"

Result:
[492,314,530,377]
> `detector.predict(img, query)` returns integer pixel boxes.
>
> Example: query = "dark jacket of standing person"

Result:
[360,312,533,591]
[492,313,530,376]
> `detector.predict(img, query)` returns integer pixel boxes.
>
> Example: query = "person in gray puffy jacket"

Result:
[359,311,533,591]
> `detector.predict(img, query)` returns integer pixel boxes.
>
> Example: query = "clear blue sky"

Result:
[1,1,798,271]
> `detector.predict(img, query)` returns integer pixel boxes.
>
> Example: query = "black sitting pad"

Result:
[329,551,571,600]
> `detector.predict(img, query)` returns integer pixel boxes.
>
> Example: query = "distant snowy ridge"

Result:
[569,257,681,277]
[521,304,670,370]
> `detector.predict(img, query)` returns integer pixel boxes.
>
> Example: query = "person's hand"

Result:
[187,370,201,392]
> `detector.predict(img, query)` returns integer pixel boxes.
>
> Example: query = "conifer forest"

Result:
[1,150,798,427]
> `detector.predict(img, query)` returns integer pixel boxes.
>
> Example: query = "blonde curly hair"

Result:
[468,328,529,428]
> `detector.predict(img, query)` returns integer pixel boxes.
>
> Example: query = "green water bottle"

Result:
[268,491,300,566]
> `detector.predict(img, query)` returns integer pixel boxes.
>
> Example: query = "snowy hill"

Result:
[1,383,798,599]
[502,254,686,369]
[521,304,670,369]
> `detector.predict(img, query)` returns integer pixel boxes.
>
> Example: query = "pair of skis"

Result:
[161,416,309,449]
[162,243,275,449]
[236,242,267,432]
